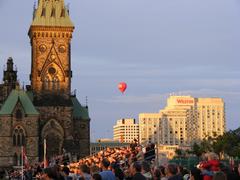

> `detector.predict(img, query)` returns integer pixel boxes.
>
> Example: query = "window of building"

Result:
[16,109,23,120]
[13,126,26,146]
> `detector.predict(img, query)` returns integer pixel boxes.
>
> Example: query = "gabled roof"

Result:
[71,96,90,120]
[0,90,39,116]
[31,0,74,27]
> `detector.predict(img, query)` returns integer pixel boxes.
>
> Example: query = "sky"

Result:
[0,0,239,141]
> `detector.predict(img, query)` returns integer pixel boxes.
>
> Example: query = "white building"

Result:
[113,118,139,143]
[139,96,226,147]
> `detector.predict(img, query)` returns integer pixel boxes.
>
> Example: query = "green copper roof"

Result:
[0,90,39,116]
[31,0,74,27]
[71,96,90,120]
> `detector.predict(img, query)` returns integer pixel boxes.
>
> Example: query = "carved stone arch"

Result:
[40,44,66,79]
[41,119,64,158]
[41,119,64,139]
[41,63,64,81]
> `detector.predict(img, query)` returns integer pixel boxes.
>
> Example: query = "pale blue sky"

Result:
[0,0,239,140]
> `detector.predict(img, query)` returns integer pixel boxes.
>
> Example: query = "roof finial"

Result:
[33,1,37,19]
[66,3,70,15]
[22,81,25,90]
[86,96,88,107]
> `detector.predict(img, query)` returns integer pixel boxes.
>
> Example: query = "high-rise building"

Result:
[197,98,226,139]
[139,113,161,144]
[139,96,225,146]
[113,119,139,143]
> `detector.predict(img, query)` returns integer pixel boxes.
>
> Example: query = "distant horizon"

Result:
[0,0,239,141]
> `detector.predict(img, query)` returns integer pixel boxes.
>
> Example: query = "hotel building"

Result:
[139,96,225,146]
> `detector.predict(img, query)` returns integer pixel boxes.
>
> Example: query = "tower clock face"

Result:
[39,44,47,53]
[58,45,66,53]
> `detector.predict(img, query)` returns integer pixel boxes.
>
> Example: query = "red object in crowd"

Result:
[118,82,127,93]
[200,159,220,180]
[22,146,29,168]
[201,160,220,172]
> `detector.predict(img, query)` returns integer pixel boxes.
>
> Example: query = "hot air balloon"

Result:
[118,82,127,94]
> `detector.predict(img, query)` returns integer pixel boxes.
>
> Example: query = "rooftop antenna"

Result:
[22,81,25,90]
[86,96,88,108]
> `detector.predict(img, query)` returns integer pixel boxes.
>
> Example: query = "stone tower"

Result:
[0,57,18,105]
[28,0,90,160]
[28,0,74,96]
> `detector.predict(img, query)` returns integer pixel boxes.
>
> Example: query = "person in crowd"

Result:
[62,162,71,178]
[159,166,168,180]
[152,167,161,180]
[91,165,101,176]
[41,167,58,180]
[212,171,226,180]
[99,158,116,180]
[130,161,146,180]
[200,152,220,180]
[190,167,202,180]
[141,161,153,180]
[92,173,102,180]
[111,164,124,180]
[79,164,91,180]
[177,166,184,179]
[166,164,182,180]
[136,145,144,162]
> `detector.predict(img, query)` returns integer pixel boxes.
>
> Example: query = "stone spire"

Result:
[3,57,17,84]
[31,0,74,27]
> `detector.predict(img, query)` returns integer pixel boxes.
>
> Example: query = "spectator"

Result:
[91,165,101,176]
[190,167,203,180]
[153,167,161,180]
[159,166,168,180]
[212,172,226,180]
[166,164,182,180]
[92,173,102,180]
[136,146,144,162]
[79,164,91,180]
[141,161,153,180]
[99,159,116,180]
[130,162,146,180]
[42,167,58,180]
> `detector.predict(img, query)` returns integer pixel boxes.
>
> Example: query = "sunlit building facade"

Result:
[139,96,225,147]
[113,118,139,143]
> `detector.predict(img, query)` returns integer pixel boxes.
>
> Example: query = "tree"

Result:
[175,149,183,158]
[191,142,202,157]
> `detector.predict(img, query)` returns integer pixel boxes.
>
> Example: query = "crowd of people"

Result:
[1,143,240,180]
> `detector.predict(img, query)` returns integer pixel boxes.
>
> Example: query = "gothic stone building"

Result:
[0,0,90,167]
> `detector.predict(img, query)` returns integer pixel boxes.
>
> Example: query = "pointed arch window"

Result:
[52,76,60,91]
[13,126,26,147]
[43,76,50,90]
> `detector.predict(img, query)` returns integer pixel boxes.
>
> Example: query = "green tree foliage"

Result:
[191,142,202,157]
[191,129,240,159]
[175,148,183,158]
